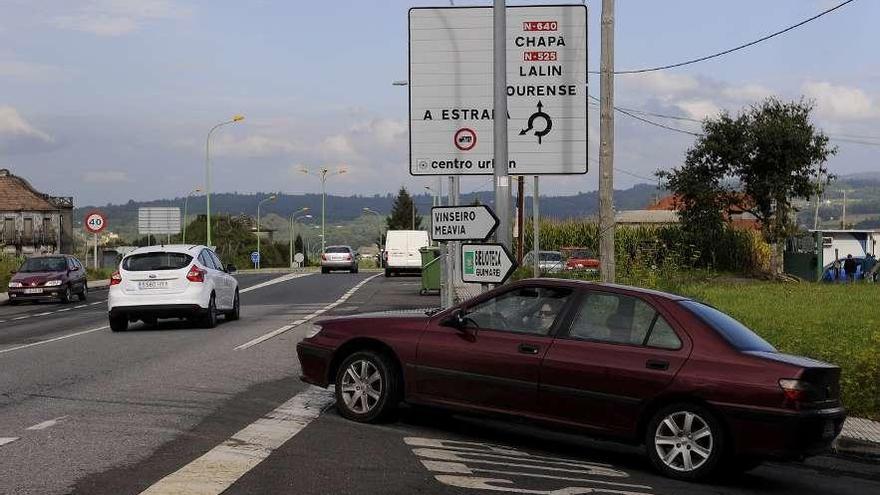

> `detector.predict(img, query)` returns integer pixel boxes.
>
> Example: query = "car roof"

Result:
[512,278,688,301]
[127,244,205,256]
[326,245,352,249]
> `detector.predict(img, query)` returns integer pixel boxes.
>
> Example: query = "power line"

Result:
[589,95,700,136]
[588,0,857,75]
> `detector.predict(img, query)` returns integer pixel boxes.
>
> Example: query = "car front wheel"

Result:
[78,282,88,301]
[109,314,128,332]
[201,294,218,328]
[646,403,725,481]
[225,290,240,321]
[335,351,400,423]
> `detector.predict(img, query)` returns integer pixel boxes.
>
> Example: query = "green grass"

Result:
[86,267,114,280]
[676,282,880,420]
[1,255,24,291]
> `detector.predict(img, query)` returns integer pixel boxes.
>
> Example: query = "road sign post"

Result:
[460,243,517,285]
[251,251,260,270]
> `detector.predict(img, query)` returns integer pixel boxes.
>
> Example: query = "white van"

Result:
[383,230,430,277]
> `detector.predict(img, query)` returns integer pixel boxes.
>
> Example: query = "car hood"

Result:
[317,308,435,325]
[11,271,65,285]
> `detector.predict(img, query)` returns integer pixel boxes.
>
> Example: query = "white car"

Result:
[383,230,430,277]
[108,245,239,332]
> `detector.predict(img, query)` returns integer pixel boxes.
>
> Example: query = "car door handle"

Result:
[646,359,669,371]
[518,344,540,355]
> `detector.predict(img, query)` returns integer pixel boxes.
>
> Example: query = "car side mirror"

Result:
[70,266,80,272]
[441,309,469,330]
[226,264,237,274]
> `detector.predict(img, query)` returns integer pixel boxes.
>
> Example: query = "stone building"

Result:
[0,168,74,255]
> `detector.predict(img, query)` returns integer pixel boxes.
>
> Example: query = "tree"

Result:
[386,187,422,230]
[659,97,836,275]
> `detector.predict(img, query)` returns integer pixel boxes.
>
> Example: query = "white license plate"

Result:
[138,281,169,290]
[23,288,43,294]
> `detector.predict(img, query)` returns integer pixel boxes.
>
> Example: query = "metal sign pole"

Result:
[493,0,511,265]
[93,233,98,270]
[533,176,540,278]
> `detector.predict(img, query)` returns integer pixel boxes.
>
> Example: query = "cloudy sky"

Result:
[1,0,877,207]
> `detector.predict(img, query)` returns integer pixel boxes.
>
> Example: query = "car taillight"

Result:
[321,254,327,261]
[187,266,206,282]
[110,271,122,286]
[344,253,351,260]
[779,379,820,406]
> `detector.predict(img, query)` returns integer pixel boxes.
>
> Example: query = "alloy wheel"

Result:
[654,411,714,472]
[340,359,382,414]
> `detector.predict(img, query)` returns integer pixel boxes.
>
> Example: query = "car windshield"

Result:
[123,252,193,271]
[569,250,595,259]
[19,257,67,272]
[680,300,776,352]
[540,252,563,262]
[325,247,350,253]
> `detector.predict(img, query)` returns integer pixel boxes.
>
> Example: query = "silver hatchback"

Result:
[321,246,359,274]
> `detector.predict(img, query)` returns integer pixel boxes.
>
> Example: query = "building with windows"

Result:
[0,168,74,256]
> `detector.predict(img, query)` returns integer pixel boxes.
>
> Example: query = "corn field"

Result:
[523,219,769,274]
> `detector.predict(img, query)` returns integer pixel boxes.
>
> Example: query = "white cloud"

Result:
[802,81,877,120]
[676,99,721,120]
[50,0,190,36]
[720,84,773,102]
[349,119,406,147]
[82,170,130,184]
[211,134,301,158]
[0,58,66,82]
[625,72,700,97]
[0,105,53,143]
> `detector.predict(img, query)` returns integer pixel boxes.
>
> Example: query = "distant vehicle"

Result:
[522,250,564,273]
[6,254,88,305]
[383,230,430,277]
[298,279,845,481]
[561,246,600,272]
[321,245,359,274]
[107,245,239,332]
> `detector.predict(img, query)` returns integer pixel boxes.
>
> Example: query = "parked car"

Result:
[561,246,600,272]
[297,279,845,481]
[6,254,88,305]
[522,250,565,273]
[321,245,359,274]
[107,245,239,332]
[383,230,430,277]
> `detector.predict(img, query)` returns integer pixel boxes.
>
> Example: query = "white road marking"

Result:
[56,308,72,312]
[0,437,19,447]
[234,273,381,351]
[139,386,334,495]
[239,272,313,293]
[26,416,68,431]
[33,312,52,317]
[74,305,88,309]
[0,326,108,356]
[12,315,29,320]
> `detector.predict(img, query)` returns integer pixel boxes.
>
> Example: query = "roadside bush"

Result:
[1,254,24,289]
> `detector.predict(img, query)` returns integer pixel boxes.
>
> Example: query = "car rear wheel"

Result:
[335,350,400,423]
[350,266,359,274]
[322,267,330,274]
[78,282,88,301]
[201,294,218,329]
[646,403,725,481]
[109,314,128,332]
[225,290,240,321]
[60,286,72,304]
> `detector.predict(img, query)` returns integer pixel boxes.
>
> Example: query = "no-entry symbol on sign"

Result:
[454,128,477,151]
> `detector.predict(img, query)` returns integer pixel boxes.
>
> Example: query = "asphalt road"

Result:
[1,272,878,495]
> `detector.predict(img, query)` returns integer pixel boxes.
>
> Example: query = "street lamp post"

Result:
[363,207,384,268]
[300,166,347,254]
[205,115,244,248]
[289,209,312,267]
[256,194,277,269]
[182,187,202,244]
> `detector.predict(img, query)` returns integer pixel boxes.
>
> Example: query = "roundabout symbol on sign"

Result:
[520,100,553,144]
[454,128,477,151]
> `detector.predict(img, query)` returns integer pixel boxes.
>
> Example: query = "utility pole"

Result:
[516,176,525,263]
[598,0,616,283]
[533,176,540,278]
[493,0,511,256]
[841,189,847,229]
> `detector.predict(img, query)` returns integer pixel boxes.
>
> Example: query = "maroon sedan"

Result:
[7,254,88,305]
[297,279,845,480]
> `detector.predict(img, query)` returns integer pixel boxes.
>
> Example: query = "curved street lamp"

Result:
[182,187,202,244]
[288,207,312,267]
[256,194,276,269]
[299,166,347,254]
[205,114,245,248]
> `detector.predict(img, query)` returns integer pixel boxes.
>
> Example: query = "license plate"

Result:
[138,281,169,290]
[23,288,43,294]
[822,420,836,439]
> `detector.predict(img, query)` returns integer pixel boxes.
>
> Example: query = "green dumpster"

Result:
[419,246,442,296]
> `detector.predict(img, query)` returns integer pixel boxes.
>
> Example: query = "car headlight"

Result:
[44,280,63,287]
[8,281,22,288]
[305,324,323,339]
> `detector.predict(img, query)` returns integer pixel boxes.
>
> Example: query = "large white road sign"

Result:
[461,243,517,284]
[409,5,588,176]
[431,205,499,242]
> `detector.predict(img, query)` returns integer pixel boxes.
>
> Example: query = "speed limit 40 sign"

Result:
[84,211,107,234]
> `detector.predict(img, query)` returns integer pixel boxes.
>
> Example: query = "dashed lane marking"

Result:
[139,386,334,495]
[0,437,19,447]
[12,316,29,321]
[239,272,313,293]
[26,416,69,431]
[234,273,381,351]
[0,326,108,356]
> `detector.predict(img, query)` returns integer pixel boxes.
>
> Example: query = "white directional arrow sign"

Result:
[460,243,518,284]
[431,205,500,242]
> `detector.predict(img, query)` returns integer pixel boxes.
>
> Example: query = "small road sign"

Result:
[461,243,517,284]
[431,205,499,242]
[294,252,305,264]
[250,252,260,265]
[84,211,107,234]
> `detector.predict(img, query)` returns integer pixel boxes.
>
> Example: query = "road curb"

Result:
[834,436,880,461]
